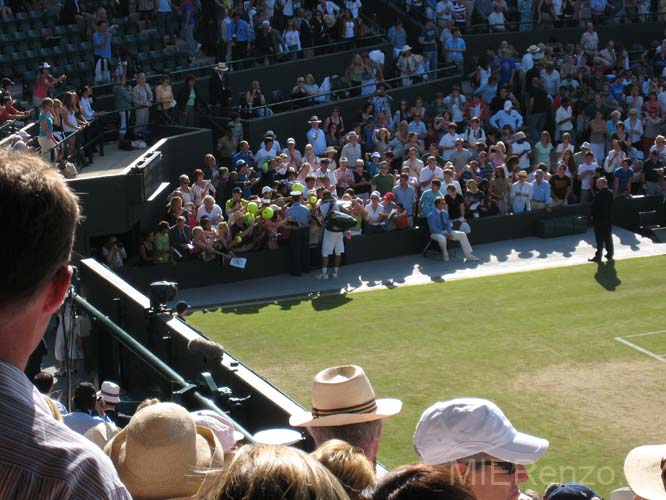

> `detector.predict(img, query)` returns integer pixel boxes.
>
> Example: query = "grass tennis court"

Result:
[189,255,666,497]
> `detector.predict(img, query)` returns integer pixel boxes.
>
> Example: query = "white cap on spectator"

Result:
[287,137,296,144]
[261,186,273,194]
[580,142,591,150]
[504,100,513,111]
[413,398,549,465]
[12,141,26,150]
[191,410,243,451]
[624,445,666,500]
[97,381,121,403]
[18,130,30,140]
[261,19,270,26]
[370,191,381,199]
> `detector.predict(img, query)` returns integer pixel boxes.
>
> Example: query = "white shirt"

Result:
[345,0,362,17]
[555,105,574,132]
[438,133,460,160]
[314,168,337,186]
[488,10,505,29]
[577,162,598,190]
[419,165,444,184]
[512,141,532,169]
[197,204,224,224]
[80,97,95,121]
[521,52,534,72]
[540,69,561,96]
[283,30,301,49]
[443,178,462,195]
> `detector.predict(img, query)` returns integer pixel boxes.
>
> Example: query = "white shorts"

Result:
[322,230,345,256]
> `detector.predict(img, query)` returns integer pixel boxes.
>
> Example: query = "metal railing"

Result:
[243,63,458,116]
[72,291,255,441]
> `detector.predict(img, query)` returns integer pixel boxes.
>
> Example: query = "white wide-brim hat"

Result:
[289,365,402,427]
[624,445,666,500]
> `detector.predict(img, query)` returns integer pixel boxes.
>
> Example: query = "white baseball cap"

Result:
[413,398,549,465]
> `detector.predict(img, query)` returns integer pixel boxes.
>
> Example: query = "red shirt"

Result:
[0,106,18,124]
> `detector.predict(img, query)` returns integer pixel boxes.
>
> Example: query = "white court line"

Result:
[615,336,666,363]
[621,329,666,338]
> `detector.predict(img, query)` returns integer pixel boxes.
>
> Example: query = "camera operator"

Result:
[101,236,127,269]
[64,382,113,436]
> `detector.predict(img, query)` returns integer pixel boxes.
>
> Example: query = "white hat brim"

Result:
[624,445,666,500]
[487,431,549,465]
[97,390,121,404]
[289,398,402,427]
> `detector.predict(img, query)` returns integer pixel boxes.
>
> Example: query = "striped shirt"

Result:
[0,361,131,499]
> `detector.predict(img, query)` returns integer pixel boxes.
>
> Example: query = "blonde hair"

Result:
[214,444,350,500]
[135,398,160,414]
[311,440,376,500]
[192,226,204,239]
[216,221,230,235]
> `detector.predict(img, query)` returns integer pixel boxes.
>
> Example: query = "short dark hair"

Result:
[33,371,55,394]
[73,382,97,411]
[0,152,79,310]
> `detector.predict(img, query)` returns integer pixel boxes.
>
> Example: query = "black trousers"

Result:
[288,226,310,276]
[594,222,613,259]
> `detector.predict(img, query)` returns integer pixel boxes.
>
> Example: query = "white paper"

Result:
[229,257,247,269]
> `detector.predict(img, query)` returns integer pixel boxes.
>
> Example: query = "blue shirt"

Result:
[227,18,252,42]
[39,111,53,137]
[444,37,465,62]
[63,411,110,436]
[614,167,634,192]
[420,188,443,217]
[392,184,416,215]
[420,26,437,52]
[531,179,551,204]
[387,26,407,50]
[92,30,112,59]
[427,207,453,234]
[286,202,310,225]
[233,151,254,169]
[408,120,427,136]
[182,2,195,25]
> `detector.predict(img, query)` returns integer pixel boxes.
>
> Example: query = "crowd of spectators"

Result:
[129,23,666,270]
[26,359,666,500]
[399,0,664,33]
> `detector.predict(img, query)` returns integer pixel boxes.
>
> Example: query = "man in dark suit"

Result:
[208,63,231,111]
[589,177,614,262]
[169,216,192,259]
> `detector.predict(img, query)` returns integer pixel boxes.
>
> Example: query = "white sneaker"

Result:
[315,273,329,280]
[441,253,449,262]
[196,43,202,53]
[465,255,480,262]
[331,272,338,279]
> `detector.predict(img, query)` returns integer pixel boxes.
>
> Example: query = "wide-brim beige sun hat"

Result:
[289,365,402,427]
[105,402,224,500]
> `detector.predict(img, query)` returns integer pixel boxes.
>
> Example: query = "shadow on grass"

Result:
[594,261,622,291]
[219,292,353,315]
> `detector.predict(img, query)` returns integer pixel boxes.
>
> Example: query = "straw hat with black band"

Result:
[105,402,224,500]
[289,365,402,427]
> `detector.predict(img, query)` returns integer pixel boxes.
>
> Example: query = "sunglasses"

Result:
[467,460,517,475]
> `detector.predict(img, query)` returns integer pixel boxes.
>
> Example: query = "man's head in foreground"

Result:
[414,398,549,500]
[0,151,79,371]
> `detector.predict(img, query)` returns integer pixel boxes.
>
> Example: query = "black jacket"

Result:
[591,187,613,224]
[208,73,231,108]
[176,84,205,112]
